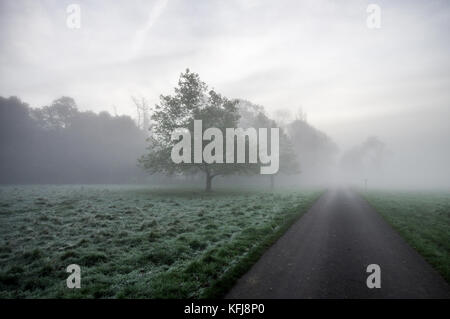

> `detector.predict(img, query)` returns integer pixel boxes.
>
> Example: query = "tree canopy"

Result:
[139,69,261,191]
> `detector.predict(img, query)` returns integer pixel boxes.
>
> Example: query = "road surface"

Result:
[226,188,449,298]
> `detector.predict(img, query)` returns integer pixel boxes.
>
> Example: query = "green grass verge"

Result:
[0,185,322,298]
[361,190,450,283]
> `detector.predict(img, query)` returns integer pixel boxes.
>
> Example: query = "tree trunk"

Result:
[205,172,213,192]
[270,175,275,190]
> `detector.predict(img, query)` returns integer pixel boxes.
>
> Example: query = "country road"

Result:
[226,188,449,299]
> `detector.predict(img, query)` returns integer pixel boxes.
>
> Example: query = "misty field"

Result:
[0,185,321,298]
[362,190,450,282]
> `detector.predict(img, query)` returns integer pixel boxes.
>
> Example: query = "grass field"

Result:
[0,185,322,298]
[362,190,450,282]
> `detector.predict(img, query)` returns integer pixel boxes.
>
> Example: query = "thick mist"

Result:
[0,1,449,190]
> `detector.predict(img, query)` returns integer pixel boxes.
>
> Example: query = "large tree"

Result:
[139,69,258,191]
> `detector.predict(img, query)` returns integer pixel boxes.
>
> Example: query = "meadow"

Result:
[362,190,450,282]
[0,185,322,298]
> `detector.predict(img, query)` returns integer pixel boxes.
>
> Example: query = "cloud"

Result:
[129,0,169,60]
[0,0,449,139]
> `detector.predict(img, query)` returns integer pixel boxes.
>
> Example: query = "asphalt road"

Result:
[226,188,449,298]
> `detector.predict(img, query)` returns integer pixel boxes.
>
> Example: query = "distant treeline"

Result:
[0,95,339,185]
[0,96,146,184]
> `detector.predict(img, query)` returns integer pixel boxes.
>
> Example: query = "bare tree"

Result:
[132,96,151,132]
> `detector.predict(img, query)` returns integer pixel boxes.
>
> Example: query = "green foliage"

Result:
[140,69,253,190]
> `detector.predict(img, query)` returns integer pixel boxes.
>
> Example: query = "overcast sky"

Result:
[1,0,449,160]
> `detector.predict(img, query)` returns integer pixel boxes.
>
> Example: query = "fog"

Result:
[1,1,449,190]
